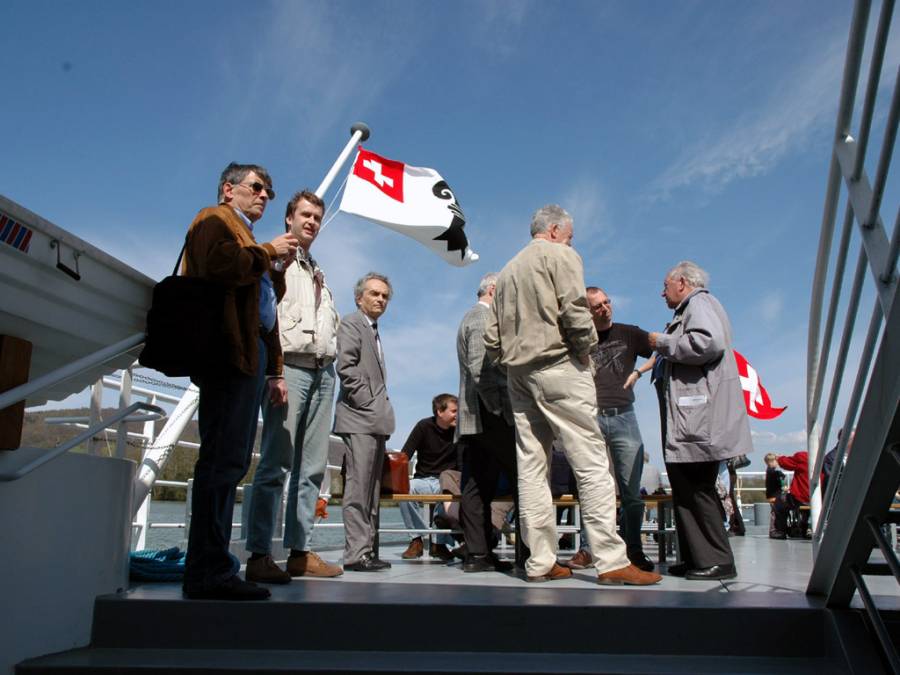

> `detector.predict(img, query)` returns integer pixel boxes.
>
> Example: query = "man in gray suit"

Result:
[456,273,517,573]
[334,272,396,571]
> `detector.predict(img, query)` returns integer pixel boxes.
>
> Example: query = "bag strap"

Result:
[173,235,188,277]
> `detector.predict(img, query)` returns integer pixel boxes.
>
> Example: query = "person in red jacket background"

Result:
[772,451,812,539]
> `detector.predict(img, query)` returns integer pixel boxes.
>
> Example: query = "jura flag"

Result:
[734,350,786,420]
[339,147,479,266]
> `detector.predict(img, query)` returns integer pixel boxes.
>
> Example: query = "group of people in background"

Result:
[179,161,755,600]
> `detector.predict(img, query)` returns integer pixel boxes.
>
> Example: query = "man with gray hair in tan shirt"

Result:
[483,204,661,586]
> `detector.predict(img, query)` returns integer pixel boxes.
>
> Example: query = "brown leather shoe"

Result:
[598,563,663,586]
[245,554,291,585]
[287,551,343,578]
[563,549,593,569]
[526,563,573,583]
[401,537,424,559]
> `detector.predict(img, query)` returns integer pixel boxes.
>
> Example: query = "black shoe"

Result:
[666,562,690,577]
[344,553,390,572]
[463,555,495,573]
[769,531,787,540]
[627,550,655,572]
[488,554,514,572]
[182,575,271,601]
[429,544,454,562]
[685,564,737,581]
[451,543,468,560]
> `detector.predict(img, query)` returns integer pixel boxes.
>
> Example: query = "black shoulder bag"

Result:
[138,237,227,377]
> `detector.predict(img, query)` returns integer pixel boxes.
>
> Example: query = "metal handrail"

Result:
[805,0,899,617]
[0,401,165,482]
[0,332,145,411]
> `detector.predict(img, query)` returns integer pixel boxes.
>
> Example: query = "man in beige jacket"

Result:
[244,190,343,583]
[484,204,661,586]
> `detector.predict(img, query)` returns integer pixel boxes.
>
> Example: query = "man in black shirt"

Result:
[564,287,656,572]
[399,393,459,560]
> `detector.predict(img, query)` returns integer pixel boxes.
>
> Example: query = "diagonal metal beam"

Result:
[807,286,900,605]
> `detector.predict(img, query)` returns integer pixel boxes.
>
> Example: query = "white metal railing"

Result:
[0,401,165,481]
[0,332,145,412]
[804,0,899,644]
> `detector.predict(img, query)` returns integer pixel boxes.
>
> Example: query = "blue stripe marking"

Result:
[12,226,27,249]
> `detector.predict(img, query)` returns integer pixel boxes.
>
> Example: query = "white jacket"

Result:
[277,252,339,364]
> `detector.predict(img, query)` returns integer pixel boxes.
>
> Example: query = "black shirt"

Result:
[765,467,786,498]
[401,417,458,478]
[590,323,652,409]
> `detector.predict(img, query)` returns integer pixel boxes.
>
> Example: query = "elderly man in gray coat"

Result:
[649,261,753,581]
[334,272,396,572]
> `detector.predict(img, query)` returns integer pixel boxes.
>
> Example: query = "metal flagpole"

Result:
[131,122,372,517]
[315,122,370,198]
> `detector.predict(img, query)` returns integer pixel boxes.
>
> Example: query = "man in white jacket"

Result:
[244,190,343,582]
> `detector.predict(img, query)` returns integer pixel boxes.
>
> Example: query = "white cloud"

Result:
[751,429,807,446]
[471,0,536,59]
[758,291,784,324]
[563,178,611,240]
[219,3,420,153]
[645,29,900,201]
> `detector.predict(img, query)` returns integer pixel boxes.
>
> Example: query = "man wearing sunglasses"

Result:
[181,162,299,601]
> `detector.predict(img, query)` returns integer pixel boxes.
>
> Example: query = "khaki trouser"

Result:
[508,356,629,576]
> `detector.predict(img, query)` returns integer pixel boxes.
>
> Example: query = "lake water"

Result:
[142,500,412,552]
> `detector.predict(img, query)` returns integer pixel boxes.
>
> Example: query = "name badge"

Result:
[678,395,708,407]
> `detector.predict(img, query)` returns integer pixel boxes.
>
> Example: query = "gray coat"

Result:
[333,310,396,437]
[455,302,513,438]
[655,289,753,463]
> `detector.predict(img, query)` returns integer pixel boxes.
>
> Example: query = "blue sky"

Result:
[3,1,897,469]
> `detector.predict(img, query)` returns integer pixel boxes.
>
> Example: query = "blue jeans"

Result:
[399,475,454,547]
[184,339,267,592]
[245,362,335,554]
[582,409,645,554]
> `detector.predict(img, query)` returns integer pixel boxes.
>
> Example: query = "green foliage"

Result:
[22,408,266,502]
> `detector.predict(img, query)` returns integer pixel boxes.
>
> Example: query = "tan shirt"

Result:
[484,239,597,369]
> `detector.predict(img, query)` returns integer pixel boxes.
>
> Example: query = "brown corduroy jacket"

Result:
[182,204,286,377]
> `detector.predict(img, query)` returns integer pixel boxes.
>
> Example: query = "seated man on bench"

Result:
[772,451,812,539]
[399,394,460,560]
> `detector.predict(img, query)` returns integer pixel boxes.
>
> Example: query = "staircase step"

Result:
[86,582,830,657]
[17,648,852,674]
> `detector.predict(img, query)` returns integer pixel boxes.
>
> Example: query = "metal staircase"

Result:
[805,0,900,671]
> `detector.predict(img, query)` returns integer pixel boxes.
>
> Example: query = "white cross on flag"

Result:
[734,350,786,420]
[338,147,479,267]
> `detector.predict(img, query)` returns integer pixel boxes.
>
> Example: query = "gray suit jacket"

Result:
[456,302,513,438]
[333,310,396,436]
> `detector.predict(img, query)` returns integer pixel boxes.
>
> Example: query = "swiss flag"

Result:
[351,148,404,203]
[734,350,786,420]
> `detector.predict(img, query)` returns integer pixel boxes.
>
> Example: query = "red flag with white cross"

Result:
[734,350,786,420]
[351,148,405,202]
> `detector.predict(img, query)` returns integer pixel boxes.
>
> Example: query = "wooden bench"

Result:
[382,492,676,563]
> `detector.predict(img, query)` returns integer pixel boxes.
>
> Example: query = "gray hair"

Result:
[217,162,272,202]
[354,272,393,303]
[477,272,498,298]
[530,204,572,237]
[667,260,709,289]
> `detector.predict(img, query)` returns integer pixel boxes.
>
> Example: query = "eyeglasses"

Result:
[234,181,275,200]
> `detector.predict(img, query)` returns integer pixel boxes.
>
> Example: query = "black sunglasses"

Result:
[236,181,275,200]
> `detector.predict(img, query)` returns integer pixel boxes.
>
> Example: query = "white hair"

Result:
[477,273,498,298]
[530,204,572,237]
[667,260,709,289]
